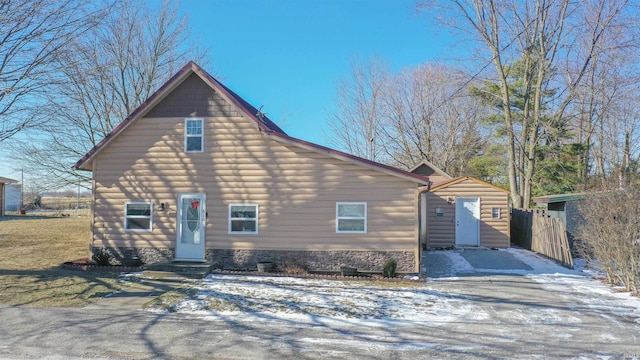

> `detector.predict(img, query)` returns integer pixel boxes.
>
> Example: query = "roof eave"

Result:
[0,176,18,184]
[430,176,509,193]
[533,193,586,204]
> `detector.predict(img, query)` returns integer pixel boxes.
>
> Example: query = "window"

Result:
[435,207,444,218]
[492,207,501,219]
[336,202,367,233]
[229,204,258,234]
[125,202,152,231]
[185,118,203,152]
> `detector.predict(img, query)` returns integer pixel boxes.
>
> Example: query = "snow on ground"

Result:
[145,248,640,325]
[151,275,484,324]
[506,248,640,324]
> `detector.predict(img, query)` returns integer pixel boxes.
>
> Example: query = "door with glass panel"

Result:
[176,193,206,261]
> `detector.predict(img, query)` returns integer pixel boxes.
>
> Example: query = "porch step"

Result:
[142,261,214,279]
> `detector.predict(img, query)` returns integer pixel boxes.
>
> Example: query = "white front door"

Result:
[455,197,480,246]
[176,193,206,261]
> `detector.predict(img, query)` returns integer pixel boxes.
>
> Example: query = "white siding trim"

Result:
[124,202,153,232]
[184,118,204,153]
[228,203,259,234]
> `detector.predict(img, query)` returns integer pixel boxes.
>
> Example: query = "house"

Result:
[74,62,431,274]
[0,176,18,216]
[533,192,585,239]
[422,176,510,249]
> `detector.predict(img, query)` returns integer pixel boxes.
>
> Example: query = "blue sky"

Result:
[179,0,455,145]
[0,0,458,184]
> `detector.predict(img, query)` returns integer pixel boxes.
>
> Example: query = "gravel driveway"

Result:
[0,248,638,359]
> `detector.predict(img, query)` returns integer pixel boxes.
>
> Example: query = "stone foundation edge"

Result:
[92,247,416,273]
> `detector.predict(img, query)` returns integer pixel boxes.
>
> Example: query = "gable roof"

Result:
[0,176,18,184]
[409,159,452,179]
[429,176,509,193]
[74,62,429,184]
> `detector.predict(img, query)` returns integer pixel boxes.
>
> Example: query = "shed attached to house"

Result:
[74,62,430,274]
[423,176,510,249]
[0,176,18,216]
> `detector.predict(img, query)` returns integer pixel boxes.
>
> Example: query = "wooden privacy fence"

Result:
[511,209,573,268]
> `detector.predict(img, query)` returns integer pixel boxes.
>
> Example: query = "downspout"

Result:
[418,181,432,278]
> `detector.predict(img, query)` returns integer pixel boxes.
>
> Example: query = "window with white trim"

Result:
[336,202,367,233]
[492,207,501,219]
[229,204,258,234]
[185,118,203,152]
[125,202,153,231]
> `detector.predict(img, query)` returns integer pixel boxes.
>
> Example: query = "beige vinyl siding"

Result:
[92,115,419,254]
[426,192,455,248]
[427,179,510,248]
[428,174,450,186]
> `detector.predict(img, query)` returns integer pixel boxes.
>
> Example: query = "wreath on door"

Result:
[187,200,200,232]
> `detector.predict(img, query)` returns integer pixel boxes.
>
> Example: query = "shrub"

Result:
[124,256,144,267]
[383,258,397,278]
[92,248,112,266]
[281,259,308,275]
[576,189,640,295]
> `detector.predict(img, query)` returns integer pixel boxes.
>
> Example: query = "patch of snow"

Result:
[144,248,640,329]
[297,337,439,351]
[146,274,489,324]
[501,248,640,325]
[507,307,581,325]
[445,251,475,273]
[121,272,144,277]
[403,274,420,280]
[504,248,575,273]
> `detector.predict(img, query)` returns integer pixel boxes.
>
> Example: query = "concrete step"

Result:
[143,261,214,279]
[142,270,209,279]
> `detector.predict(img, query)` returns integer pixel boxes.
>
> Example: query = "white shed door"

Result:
[455,197,480,246]
[176,193,206,261]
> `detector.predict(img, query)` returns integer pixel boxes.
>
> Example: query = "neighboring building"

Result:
[0,176,19,216]
[533,193,585,238]
[409,159,452,185]
[74,62,430,274]
[422,176,511,249]
[4,184,21,212]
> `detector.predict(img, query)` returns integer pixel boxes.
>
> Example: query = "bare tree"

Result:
[422,0,633,207]
[328,56,390,162]
[381,63,489,176]
[329,58,492,176]
[13,0,208,189]
[0,0,106,142]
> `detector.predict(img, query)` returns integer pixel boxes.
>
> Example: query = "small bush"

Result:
[124,256,144,267]
[92,248,112,266]
[383,258,397,278]
[281,259,308,275]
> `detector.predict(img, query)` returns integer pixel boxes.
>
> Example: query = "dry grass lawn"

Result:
[0,215,122,307]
